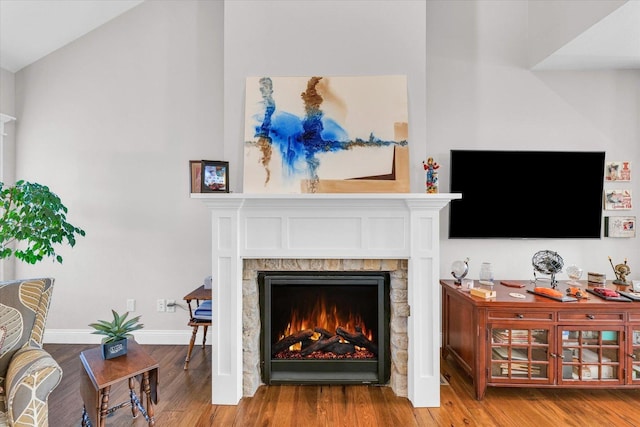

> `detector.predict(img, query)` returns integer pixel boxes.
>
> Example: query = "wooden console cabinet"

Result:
[441,280,640,400]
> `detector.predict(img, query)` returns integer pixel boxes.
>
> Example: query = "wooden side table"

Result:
[80,340,158,427]
[183,285,212,369]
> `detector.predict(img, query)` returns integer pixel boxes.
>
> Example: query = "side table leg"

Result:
[142,371,155,426]
[99,386,111,427]
[184,325,198,369]
[202,325,208,348]
[129,376,139,418]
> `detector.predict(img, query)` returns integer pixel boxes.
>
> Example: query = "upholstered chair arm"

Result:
[5,347,63,427]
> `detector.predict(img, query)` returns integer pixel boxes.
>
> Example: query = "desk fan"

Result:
[532,250,564,288]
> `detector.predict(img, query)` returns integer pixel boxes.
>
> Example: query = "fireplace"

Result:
[193,193,460,407]
[259,271,390,385]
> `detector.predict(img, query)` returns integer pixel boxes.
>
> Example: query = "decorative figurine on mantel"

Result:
[609,256,631,287]
[423,157,440,193]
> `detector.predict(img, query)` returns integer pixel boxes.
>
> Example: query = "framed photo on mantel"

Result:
[201,160,229,193]
[189,160,230,193]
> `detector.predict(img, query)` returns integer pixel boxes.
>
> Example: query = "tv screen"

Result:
[449,150,605,239]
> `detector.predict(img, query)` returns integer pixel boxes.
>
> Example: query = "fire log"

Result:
[325,342,356,355]
[272,329,314,356]
[300,335,340,356]
[336,326,378,355]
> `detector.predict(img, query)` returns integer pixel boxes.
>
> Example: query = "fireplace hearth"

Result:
[259,271,390,385]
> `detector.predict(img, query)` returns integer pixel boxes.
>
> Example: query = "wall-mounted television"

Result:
[449,150,605,239]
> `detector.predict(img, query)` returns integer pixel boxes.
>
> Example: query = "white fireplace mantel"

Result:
[193,192,460,407]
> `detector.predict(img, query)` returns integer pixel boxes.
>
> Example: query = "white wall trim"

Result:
[44,329,212,345]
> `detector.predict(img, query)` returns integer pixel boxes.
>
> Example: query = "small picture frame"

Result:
[201,160,229,193]
[189,160,202,193]
[604,216,636,238]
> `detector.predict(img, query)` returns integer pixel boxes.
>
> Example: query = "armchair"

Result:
[0,278,62,427]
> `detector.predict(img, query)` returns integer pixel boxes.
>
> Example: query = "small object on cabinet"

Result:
[587,271,606,286]
[608,256,631,286]
[451,258,469,284]
[470,287,496,299]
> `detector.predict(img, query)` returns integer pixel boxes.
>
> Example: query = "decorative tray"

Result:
[586,288,632,302]
[617,290,640,301]
[526,289,577,302]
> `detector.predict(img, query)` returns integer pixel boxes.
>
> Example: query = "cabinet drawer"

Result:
[557,312,624,322]
[488,311,554,321]
[629,312,640,322]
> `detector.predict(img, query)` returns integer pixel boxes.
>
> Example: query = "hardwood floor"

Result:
[45,344,640,426]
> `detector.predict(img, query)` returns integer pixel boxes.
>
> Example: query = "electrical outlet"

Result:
[157,298,166,312]
[166,299,176,313]
[126,299,136,312]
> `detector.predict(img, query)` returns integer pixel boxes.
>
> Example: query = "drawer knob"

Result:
[586,314,595,320]
[630,353,637,359]
[516,314,524,319]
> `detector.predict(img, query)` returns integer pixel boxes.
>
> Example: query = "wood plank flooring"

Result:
[45,344,640,426]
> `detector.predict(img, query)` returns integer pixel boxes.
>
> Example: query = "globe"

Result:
[451,258,469,284]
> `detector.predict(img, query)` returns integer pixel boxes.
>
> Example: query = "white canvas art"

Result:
[243,75,409,193]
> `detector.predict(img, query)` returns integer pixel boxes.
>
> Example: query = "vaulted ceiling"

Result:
[0,0,638,73]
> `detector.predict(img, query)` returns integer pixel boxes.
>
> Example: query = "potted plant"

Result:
[89,310,144,359]
[0,180,85,263]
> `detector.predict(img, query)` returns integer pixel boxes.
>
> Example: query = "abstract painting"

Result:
[243,75,409,193]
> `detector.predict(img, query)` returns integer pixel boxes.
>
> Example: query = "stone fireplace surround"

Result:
[193,193,459,407]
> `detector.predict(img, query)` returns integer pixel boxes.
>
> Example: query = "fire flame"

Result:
[278,295,373,349]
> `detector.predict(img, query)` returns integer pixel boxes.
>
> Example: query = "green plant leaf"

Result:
[0,181,85,264]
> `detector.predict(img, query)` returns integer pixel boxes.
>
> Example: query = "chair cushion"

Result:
[0,279,52,393]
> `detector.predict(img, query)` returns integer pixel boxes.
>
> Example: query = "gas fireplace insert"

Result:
[259,271,391,385]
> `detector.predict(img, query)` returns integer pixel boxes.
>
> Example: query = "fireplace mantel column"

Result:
[199,198,244,404]
[405,198,451,407]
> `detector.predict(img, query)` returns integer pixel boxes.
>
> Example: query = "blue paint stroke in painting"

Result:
[251,76,406,187]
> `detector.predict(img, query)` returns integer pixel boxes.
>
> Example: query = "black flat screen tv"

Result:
[449,150,605,239]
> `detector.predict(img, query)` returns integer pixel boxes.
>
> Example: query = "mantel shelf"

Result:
[191,192,460,201]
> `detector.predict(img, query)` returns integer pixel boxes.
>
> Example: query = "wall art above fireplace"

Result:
[243,75,409,194]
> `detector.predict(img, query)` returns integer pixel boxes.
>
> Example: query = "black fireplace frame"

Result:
[259,271,391,385]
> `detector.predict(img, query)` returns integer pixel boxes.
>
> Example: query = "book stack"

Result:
[193,300,212,321]
[499,363,540,376]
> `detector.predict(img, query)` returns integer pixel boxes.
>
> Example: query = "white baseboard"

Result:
[44,329,213,345]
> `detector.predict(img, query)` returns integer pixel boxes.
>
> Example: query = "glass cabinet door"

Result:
[490,326,551,383]
[631,326,640,383]
[559,327,624,384]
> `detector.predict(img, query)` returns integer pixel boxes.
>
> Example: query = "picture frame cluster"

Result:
[190,160,229,193]
[603,161,635,238]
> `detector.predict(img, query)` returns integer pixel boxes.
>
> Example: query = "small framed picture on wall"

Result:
[201,160,230,193]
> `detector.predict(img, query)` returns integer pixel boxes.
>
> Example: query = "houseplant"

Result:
[0,180,86,263]
[89,310,144,359]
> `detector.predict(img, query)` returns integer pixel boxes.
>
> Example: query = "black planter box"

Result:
[101,338,128,359]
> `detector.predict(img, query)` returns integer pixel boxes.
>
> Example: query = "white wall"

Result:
[427,1,639,282]
[14,0,223,341]
[1,68,16,280]
[224,0,428,192]
[7,0,640,342]
[528,0,626,67]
